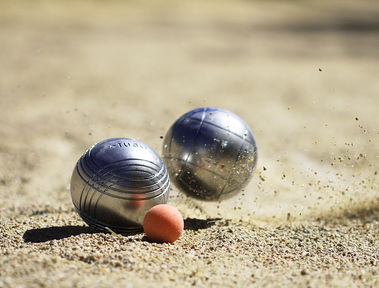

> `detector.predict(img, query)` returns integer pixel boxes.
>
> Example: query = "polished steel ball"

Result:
[162,107,257,201]
[70,138,170,233]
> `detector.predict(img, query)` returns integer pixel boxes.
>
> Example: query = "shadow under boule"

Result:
[184,217,221,231]
[23,225,99,243]
[23,217,222,243]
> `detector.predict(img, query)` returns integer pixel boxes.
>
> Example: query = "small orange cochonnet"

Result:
[143,204,184,243]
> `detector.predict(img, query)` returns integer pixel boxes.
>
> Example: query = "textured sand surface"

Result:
[0,0,378,287]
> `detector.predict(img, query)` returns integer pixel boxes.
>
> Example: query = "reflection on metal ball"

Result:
[70,138,170,232]
[163,107,257,201]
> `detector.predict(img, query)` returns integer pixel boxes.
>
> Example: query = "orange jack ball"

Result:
[143,204,184,243]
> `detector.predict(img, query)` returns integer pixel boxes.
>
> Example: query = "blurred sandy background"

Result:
[0,0,378,287]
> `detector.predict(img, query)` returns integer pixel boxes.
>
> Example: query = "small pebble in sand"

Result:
[143,204,184,243]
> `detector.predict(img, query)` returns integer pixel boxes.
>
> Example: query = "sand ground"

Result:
[0,0,378,287]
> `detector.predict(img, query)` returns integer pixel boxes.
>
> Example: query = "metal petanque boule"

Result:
[70,137,170,233]
[162,107,257,201]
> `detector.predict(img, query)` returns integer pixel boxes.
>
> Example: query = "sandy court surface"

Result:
[0,0,378,287]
